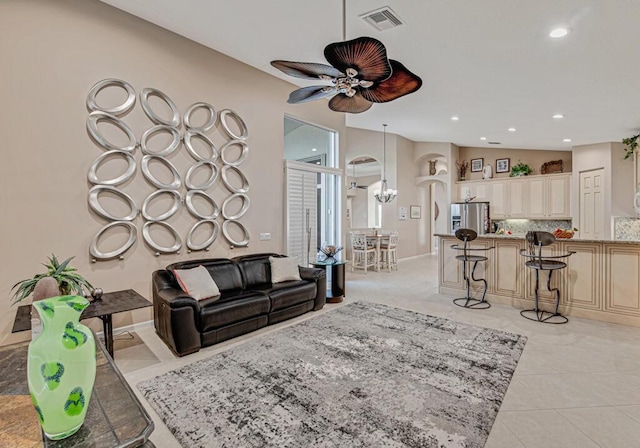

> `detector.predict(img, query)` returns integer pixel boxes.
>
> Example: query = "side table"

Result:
[309,261,348,303]
[0,332,154,447]
[12,289,152,359]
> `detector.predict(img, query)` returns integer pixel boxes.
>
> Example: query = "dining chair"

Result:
[380,233,399,271]
[350,232,377,273]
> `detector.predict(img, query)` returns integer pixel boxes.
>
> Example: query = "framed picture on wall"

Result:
[410,205,421,219]
[471,158,483,172]
[496,158,510,173]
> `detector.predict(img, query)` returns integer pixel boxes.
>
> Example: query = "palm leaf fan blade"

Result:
[287,86,337,104]
[360,60,423,103]
[324,37,391,82]
[328,93,373,114]
[270,60,343,80]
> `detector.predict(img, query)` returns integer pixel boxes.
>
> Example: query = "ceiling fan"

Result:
[270,1,422,113]
[348,158,370,190]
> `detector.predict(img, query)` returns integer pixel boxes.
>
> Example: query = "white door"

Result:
[285,167,318,265]
[580,168,604,239]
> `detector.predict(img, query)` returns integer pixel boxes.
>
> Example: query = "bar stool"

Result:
[451,228,494,309]
[519,231,575,324]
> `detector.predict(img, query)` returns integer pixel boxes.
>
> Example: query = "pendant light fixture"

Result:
[375,124,397,203]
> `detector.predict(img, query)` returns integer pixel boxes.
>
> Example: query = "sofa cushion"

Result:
[233,253,279,288]
[253,281,316,312]
[174,265,221,300]
[199,292,270,332]
[167,259,243,292]
[269,256,301,283]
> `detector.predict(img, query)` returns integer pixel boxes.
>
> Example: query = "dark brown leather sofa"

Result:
[152,253,326,356]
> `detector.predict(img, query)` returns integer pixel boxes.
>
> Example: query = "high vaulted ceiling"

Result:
[101,0,640,150]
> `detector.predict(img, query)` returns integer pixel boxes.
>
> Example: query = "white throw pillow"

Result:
[173,265,221,301]
[270,256,301,283]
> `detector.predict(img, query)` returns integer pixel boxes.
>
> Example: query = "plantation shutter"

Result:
[285,167,317,265]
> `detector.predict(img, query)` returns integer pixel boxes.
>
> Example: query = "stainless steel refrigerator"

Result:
[451,202,490,234]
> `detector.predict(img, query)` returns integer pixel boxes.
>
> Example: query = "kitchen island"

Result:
[436,233,640,327]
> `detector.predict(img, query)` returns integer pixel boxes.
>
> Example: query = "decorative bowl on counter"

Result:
[553,228,577,239]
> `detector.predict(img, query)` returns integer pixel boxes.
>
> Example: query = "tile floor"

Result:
[118,254,640,448]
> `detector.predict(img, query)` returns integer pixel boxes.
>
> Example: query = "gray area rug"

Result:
[138,302,526,447]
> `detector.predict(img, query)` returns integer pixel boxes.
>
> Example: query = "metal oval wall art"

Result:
[186,219,220,252]
[86,111,137,152]
[139,87,181,128]
[88,185,138,221]
[90,221,137,262]
[142,221,182,255]
[220,109,248,141]
[221,193,250,220]
[183,129,218,162]
[221,165,250,193]
[220,139,249,166]
[184,102,217,132]
[185,161,218,190]
[140,125,182,157]
[86,78,136,116]
[87,150,136,186]
[222,220,250,247]
[141,189,183,222]
[185,190,220,220]
[140,155,182,190]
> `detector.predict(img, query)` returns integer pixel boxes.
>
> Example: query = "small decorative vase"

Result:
[325,256,336,264]
[429,160,437,176]
[28,295,96,440]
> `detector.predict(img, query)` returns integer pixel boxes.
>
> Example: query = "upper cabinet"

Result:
[456,173,571,220]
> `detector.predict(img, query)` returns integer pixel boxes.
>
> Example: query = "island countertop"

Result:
[434,233,640,245]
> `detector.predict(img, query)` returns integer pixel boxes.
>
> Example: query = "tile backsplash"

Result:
[613,217,640,241]
[491,219,573,236]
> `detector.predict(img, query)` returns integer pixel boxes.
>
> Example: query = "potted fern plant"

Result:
[11,254,93,305]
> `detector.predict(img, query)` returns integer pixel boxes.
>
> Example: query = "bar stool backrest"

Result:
[524,231,556,266]
[351,232,367,250]
[455,228,477,260]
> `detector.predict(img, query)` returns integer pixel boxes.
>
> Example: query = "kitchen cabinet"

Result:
[508,178,526,218]
[490,181,507,218]
[457,181,490,202]
[526,174,571,219]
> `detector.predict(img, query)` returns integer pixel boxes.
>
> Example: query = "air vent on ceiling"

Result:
[488,142,501,145]
[360,7,404,31]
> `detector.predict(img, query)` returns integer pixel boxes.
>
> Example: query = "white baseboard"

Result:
[398,253,434,263]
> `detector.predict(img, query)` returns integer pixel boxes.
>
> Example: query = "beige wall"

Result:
[0,0,345,345]
[458,147,573,181]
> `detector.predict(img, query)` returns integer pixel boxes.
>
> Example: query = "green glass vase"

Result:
[27,295,96,440]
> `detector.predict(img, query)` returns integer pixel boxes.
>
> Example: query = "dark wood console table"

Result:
[12,289,152,358]
[0,332,155,447]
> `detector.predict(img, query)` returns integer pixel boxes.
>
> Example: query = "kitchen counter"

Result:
[436,234,640,327]
[435,233,640,245]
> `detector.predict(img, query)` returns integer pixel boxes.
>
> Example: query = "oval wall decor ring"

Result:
[183,129,218,162]
[184,102,217,132]
[87,150,136,186]
[88,185,138,221]
[141,155,182,190]
[140,125,181,157]
[139,87,181,127]
[221,193,250,220]
[220,109,248,140]
[187,219,220,251]
[90,221,137,260]
[185,161,219,190]
[221,165,250,193]
[87,111,137,152]
[220,139,249,166]
[142,221,182,254]
[141,189,182,222]
[86,78,136,116]
[222,220,250,247]
[185,190,220,220]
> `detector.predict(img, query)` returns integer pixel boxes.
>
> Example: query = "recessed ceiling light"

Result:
[312,148,317,152]
[508,128,516,132]
[563,138,572,142]
[549,28,569,38]
[451,116,459,121]
[480,137,487,141]
[553,114,564,119]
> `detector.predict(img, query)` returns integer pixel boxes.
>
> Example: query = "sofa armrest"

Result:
[299,266,326,311]
[152,270,201,356]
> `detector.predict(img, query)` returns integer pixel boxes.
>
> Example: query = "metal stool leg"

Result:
[520,269,568,324]
[454,259,491,310]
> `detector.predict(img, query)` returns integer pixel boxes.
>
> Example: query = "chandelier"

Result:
[375,124,397,203]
